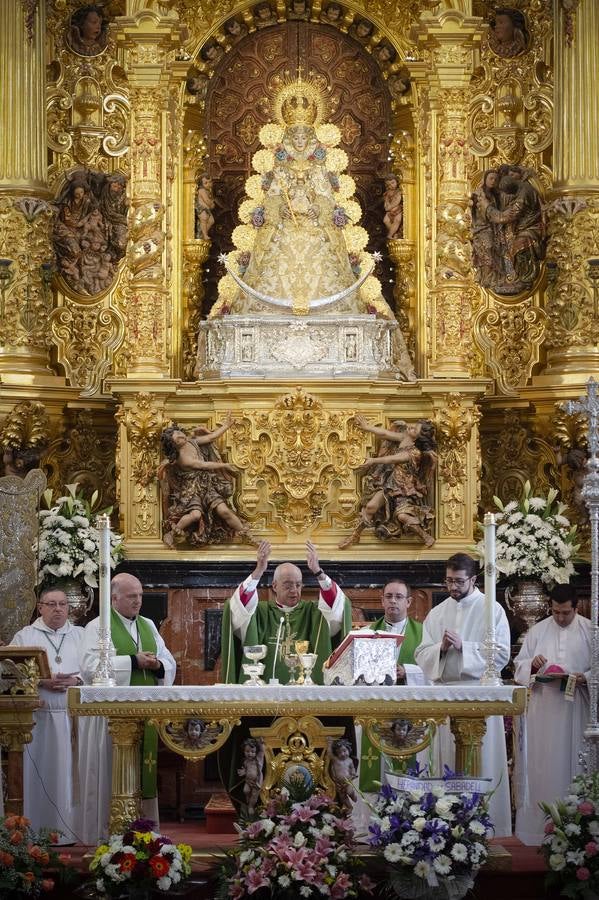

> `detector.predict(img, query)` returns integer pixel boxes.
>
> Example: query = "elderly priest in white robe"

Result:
[514,584,592,845]
[78,572,176,844]
[415,552,512,837]
[10,588,85,843]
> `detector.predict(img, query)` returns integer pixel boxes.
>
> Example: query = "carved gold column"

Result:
[544,0,599,375]
[182,239,210,380]
[108,718,144,832]
[0,0,55,377]
[450,717,487,776]
[113,12,184,377]
[411,12,483,378]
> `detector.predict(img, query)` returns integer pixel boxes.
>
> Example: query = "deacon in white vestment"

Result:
[78,573,176,844]
[415,553,512,837]
[514,587,592,845]
[10,588,85,843]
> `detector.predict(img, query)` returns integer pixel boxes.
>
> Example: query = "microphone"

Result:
[271,615,285,683]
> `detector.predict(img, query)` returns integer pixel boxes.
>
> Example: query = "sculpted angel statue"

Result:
[158,415,257,548]
[339,415,436,549]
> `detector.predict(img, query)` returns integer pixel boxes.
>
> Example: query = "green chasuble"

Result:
[110,609,159,799]
[221,596,352,685]
[359,616,423,791]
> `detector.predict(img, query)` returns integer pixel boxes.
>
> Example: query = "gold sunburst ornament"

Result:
[272,72,328,129]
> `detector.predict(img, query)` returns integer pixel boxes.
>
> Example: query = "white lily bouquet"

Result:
[37,483,124,589]
[476,481,579,586]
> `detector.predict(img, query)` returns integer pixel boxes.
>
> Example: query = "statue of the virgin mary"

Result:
[200,73,415,381]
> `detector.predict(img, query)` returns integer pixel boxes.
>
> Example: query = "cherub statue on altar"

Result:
[328,738,358,811]
[383,174,403,240]
[339,415,436,549]
[158,415,257,548]
[238,737,265,815]
[194,173,215,240]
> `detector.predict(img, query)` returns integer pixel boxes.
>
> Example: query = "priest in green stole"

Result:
[220,540,352,809]
[78,573,176,844]
[221,540,352,686]
[356,579,427,794]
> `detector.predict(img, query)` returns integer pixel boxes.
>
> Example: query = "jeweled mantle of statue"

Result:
[196,75,415,381]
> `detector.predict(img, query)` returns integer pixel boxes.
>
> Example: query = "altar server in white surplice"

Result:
[415,553,512,837]
[78,573,176,844]
[514,585,592,846]
[10,588,85,843]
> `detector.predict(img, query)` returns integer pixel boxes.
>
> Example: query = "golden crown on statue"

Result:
[272,70,328,128]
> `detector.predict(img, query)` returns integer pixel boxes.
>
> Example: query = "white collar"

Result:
[32,617,71,635]
[384,616,407,633]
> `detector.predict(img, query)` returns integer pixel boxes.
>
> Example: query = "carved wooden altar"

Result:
[69,683,526,832]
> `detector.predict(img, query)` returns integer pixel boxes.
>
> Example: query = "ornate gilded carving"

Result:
[0,657,41,697]
[154,717,237,760]
[43,409,117,513]
[251,715,344,802]
[50,304,125,396]
[357,716,437,760]
[545,198,599,351]
[0,400,50,474]
[182,239,210,380]
[47,57,129,170]
[480,409,557,515]
[469,5,553,171]
[0,198,54,365]
[433,394,480,537]
[450,716,487,776]
[228,388,364,534]
[552,406,590,537]
[474,298,546,394]
[116,393,167,490]
[387,240,416,359]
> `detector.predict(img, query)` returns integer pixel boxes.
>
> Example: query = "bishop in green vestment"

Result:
[221,540,352,686]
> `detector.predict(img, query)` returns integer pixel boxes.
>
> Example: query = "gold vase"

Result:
[505,579,549,642]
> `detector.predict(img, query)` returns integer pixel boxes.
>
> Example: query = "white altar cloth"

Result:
[79,684,518,704]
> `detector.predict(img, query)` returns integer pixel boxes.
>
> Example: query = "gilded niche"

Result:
[52,169,129,297]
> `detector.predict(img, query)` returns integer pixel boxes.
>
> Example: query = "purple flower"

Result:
[275,147,289,162]
[328,172,340,191]
[251,206,265,227]
[332,206,348,227]
[129,817,155,831]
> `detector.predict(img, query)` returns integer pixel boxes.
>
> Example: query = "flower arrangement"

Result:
[369,777,493,900]
[0,814,72,897]
[476,481,579,586]
[37,482,124,590]
[540,772,599,898]
[218,787,374,899]
[89,818,192,896]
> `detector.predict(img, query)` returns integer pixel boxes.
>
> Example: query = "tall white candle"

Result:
[97,514,111,634]
[484,512,496,634]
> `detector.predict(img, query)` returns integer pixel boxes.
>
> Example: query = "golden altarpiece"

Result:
[0,0,597,818]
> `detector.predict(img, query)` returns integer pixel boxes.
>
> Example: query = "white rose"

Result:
[294,831,306,847]
[435,798,453,817]
[413,817,427,833]
[549,853,566,871]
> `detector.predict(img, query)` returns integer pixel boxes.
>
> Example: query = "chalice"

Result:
[284,652,301,685]
[298,652,318,686]
[294,641,310,685]
[242,644,267,686]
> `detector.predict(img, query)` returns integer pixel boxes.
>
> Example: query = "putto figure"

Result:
[194,173,215,240]
[67,4,108,56]
[158,415,257,548]
[488,7,529,58]
[340,415,436,549]
[237,738,265,816]
[383,174,403,240]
